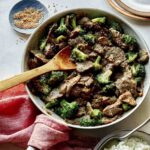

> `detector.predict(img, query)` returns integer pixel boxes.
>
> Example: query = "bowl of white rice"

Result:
[95,130,150,150]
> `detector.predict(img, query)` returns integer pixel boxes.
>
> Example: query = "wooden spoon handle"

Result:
[0,64,53,92]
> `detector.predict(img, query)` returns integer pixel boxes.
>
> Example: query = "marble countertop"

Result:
[0,0,150,149]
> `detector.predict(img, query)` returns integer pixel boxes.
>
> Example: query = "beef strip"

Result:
[46,23,57,43]
[95,27,110,37]
[116,70,138,97]
[103,99,122,117]
[78,17,94,29]
[60,74,81,97]
[103,90,136,117]
[68,36,86,47]
[100,96,117,107]
[46,88,63,101]
[43,43,58,59]
[104,63,115,70]
[104,46,126,66]
[98,36,112,46]
[77,76,94,87]
[86,102,93,115]
[28,57,42,69]
[101,115,119,124]
[93,44,105,55]
[70,85,93,100]
[109,28,128,50]
[76,61,93,72]
[76,106,86,117]
[138,49,149,64]
[55,42,67,50]
[118,91,136,106]
[75,98,87,106]
[30,50,49,64]
[91,95,104,109]
[89,52,97,58]
[76,43,89,51]
[91,95,117,109]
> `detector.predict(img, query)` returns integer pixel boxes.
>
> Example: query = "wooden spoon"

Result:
[0,46,76,92]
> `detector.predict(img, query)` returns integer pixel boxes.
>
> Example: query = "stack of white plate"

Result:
[107,0,150,21]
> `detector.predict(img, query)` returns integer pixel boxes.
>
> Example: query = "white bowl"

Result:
[94,130,150,149]
[23,8,150,129]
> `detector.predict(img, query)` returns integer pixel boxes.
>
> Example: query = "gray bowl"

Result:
[22,8,150,129]
[9,0,49,35]
[94,130,150,149]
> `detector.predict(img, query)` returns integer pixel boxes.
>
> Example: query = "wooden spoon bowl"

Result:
[0,46,76,92]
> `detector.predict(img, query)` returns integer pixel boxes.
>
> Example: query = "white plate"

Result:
[122,0,150,12]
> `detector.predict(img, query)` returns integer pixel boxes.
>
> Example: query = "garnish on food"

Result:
[13,7,43,29]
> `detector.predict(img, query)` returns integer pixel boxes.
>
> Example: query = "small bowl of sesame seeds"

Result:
[9,0,49,35]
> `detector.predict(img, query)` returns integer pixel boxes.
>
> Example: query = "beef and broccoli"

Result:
[27,13,149,126]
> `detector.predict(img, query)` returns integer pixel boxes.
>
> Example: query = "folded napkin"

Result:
[0,84,97,150]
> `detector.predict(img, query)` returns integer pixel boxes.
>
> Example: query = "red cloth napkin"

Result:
[0,84,97,150]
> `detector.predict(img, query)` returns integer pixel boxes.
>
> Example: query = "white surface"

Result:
[0,0,150,149]
[122,0,150,12]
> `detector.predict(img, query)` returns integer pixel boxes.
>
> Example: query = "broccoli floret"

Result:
[39,84,51,95]
[70,14,77,29]
[126,52,138,63]
[86,102,103,119]
[45,99,59,108]
[39,75,48,84]
[102,83,116,95]
[55,99,78,119]
[122,34,137,45]
[93,56,102,71]
[96,70,112,84]
[40,39,47,50]
[91,17,106,24]
[131,64,145,77]
[91,109,103,119]
[56,35,66,43]
[55,17,68,35]
[38,75,51,95]
[108,20,123,33]
[74,25,85,35]
[79,116,102,126]
[41,84,51,95]
[134,77,143,86]
[138,50,149,64]
[83,33,96,45]
[71,47,89,62]
[80,117,97,126]
[48,71,67,85]
[122,103,132,111]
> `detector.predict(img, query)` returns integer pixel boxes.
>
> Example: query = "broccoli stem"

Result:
[40,39,46,50]
[122,103,131,111]
[71,14,77,29]
[55,17,68,35]
[71,47,89,62]
[45,99,59,108]
[96,70,112,84]
[92,17,106,24]
[56,35,66,43]
[93,56,102,71]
